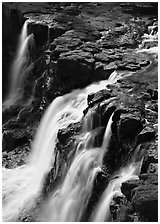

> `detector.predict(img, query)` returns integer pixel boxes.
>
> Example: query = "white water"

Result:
[138,21,158,55]
[3,20,34,110]
[41,112,114,222]
[91,156,143,222]
[2,71,120,222]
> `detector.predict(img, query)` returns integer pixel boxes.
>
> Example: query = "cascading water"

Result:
[138,20,158,55]
[3,20,34,110]
[2,71,120,222]
[91,156,143,222]
[41,111,114,222]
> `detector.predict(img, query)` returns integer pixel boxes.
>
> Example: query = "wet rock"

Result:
[87,89,112,106]
[110,195,135,222]
[132,184,158,221]
[118,114,143,141]
[57,122,81,146]
[137,126,155,144]
[121,179,142,200]
[93,62,116,81]
[28,22,48,47]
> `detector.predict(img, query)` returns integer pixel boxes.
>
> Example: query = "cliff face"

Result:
[2,2,158,222]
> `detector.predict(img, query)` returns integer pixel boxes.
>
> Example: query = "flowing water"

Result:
[41,112,114,222]
[3,20,34,110]
[2,18,157,222]
[91,157,143,222]
[2,69,120,222]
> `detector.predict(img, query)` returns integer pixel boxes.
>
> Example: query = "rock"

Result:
[121,179,142,200]
[147,163,158,173]
[137,126,155,144]
[94,52,112,63]
[56,50,94,89]
[51,32,82,51]
[139,173,157,184]
[141,141,158,173]
[93,62,115,81]
[49,23,67,43]
[78,41,100,54]
[147,88,158,100]
[120,3,158,16]
[132,184,158,221]
[3,129,30,152]
[2,105,22,124]
[28,22,48,47]
[57,122,81,146]
[2,144,30,168]
[87,89,112,106]
[118,114,143,141]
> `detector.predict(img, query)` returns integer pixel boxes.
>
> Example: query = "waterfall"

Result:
[91,156,143,222]
[3,20,34,110]
[2,71,119,222]
[41,111,114,222]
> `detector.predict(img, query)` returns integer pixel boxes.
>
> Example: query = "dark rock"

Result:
[3,118,26,130]
[132,184,158,221]
[87,89,112,106]
[120,3,158,16]
[147,163,158,173]
[141,141,158,173]
[49,23,67,42]
[78,41,100,54]
[56,50,94,89]
[28,22,48,47]
[121,179,142,200]
[137,126,155,144]
[139,173,158,185]
[3,129,30,152]
[93,61,118,81]
[51,33,82,51]
[118,114,143,141]
[147,88,158,100]
[57,122,81,146]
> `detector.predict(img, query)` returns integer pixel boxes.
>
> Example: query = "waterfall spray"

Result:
[3,20,34,109]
